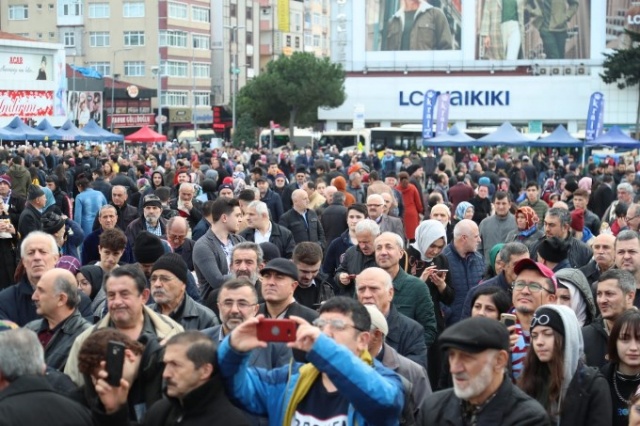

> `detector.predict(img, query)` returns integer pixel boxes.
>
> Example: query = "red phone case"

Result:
[256,319,297,342]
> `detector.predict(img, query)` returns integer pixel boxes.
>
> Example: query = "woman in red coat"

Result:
[396,171,424,242]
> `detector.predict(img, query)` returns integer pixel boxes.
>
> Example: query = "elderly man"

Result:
[529,207,593,268]
[367,193,404,236]
[292,242,335,310]
[279,188,325,248]
[240,200,295,259]
[335,219,380,296]
[18,185,46,238]
[375,231,437,347]
[603,182,634,225]
[218,296,404,425]
[125,194,168,248]
[0,232,92,326]
[169,182,203,230]
[25,268,90,371]
[64,264,184,385]
[580,233,616,286]
[110,185,138,231]
[256,176,284,223]
[83,205,128,265]
[356,267,427,367]
[165,216,196,271]
[422,316,548,424]
[365,304,431,420]
[509,258,558,379]
[149,253,217,330]
[0,329,94,424]
[443,219,485,325]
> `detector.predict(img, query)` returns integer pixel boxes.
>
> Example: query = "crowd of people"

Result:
[0,140,640,425]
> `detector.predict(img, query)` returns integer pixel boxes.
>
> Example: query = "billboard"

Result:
[606,0,640,49]
[365,0,462,50]
[0,52,54,81]
[0,90,54,117]
[476,0,591,60]
[67,91,103,128]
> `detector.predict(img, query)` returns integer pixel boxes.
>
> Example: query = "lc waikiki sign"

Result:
[399,90,511,107]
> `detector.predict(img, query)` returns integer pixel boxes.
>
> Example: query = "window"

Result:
[124,31,145,46]
[295,36,300,48]
[191,6,209,22]
[230,4,236,17]
[160,30,187,47]
[313,13,320,25]
[165,61,188,77]
[168,2,187,19]
[88,3,109,18]
[48,3,54,10]
[313,35,320,47]
[246,5,252,19]
[123,2,144,17]
[192,34,209,49]
[193,91,210,106]
[61,0,81,16]
[162,91,188,106]
[9,5,28,20]
[246,31,253,44]
[286,35,291,47]
[246,55,252,67]
[124,61,145,76]
[49,32,55,38]
[192,63,210,78]
[63,31,75,46]
[88,62,110,76]
[304,33,312,47]
[89,32,110,47]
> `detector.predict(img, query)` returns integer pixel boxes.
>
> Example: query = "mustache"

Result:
[152,289,167,297]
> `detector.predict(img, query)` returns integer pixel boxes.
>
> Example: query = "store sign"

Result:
[193,110,213,123]
[169,108,192,124]
[127,85,139,98]
[0,53,53,81]
[107,114,155,128]
[399,90,511,107]
[0,90,53,117]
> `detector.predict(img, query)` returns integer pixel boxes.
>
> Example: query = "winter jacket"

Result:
[149,294,218,331]
[479,213,517,261]
[518,198,549,223]
[278,208,325,249]
[293,272,335,311]
[8,164,30,198]
[260,189,284,223]
[421,374,549,425]
[320,202,348,245]
[25,310,91,371]
[442,243,485,325]
[582,316,608,368]
[469,196,492,225]
[384,1,453,51]
[529,234,592,269]
[386,303,428,368]
[559,362,611,426]
[125,217,168,249]
[75,188,107,236]
[52,187,72,219]
[193,229,245,301]
[461,272,511,320]
[17,202,42,239]
[168,198,203,230]
[240,221,296,259]
[392,268,437,347]
[218,333,405,426]
[322,230,353,290]
[334,245,377,296]
[61,218,84,260]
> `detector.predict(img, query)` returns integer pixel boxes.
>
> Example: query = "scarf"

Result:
[516,206,539,236]
[283,349,374,426]
[455,201,473,221]
[411,219,447,262]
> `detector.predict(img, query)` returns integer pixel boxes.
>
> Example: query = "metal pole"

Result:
[157,49,163,135]
[110,51,115,133]
[192,46,197,142]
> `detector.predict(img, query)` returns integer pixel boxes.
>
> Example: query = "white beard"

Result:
[452,360,495,401]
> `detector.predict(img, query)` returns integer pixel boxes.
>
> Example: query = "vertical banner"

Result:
[435,92,451,134]
[278,0,290,33]
[585,92,604,141]
[421,90,437,140]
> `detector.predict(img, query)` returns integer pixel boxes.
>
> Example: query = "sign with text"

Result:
[0,52,53,81]
[0,90,53,117]
[107,114,155,128]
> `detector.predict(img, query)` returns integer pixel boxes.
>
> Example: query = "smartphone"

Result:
[500,313,517,328]
[256,318,297,343]
[106,341,125,387]
[436,270,448,275]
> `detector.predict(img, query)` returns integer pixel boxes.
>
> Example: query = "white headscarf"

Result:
[411,220,447,262]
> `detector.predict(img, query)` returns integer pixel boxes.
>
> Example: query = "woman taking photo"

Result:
[602,309,640,426]
[519,304,611,425]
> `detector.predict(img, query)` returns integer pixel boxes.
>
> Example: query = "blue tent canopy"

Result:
[530,125,583,148]
[57,119,93,141]
[36,118,64,140]
[476,122,531,147]
[423,124,476,147]
[586,125,640,149]
[81,119,124,142]
[2,116,48,141]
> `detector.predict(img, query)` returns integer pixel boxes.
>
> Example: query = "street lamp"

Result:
[225,25,244,135]
[110,48,132,133]
[151,63,163,135]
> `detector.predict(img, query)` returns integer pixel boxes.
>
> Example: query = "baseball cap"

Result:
[513,258,558,291]
[438,317,510,353]
[260,258,299,281]
[364,304,388,336]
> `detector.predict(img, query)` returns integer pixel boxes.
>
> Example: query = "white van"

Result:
[177,129,221,151]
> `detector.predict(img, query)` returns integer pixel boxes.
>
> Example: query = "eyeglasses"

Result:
[530,313,550,329]
[220,300,256,310]
[626,215,640,222]
[312,318,366,332]
[512,281,554,294]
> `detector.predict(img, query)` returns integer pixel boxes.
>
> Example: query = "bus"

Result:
[319,126,424,156]
[258,128,316,152]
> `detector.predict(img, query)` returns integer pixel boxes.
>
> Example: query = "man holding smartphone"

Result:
[218,296,404,425]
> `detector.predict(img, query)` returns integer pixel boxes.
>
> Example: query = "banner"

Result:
[585,92,604,141]
[278,0,290,33]
[0,52,54,81]
[421,90,437,140]
[67,91,103,128]
[0,90,53,117]
[435,92,451,134]
[106,114,155,128]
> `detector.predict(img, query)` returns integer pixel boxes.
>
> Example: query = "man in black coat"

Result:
[240,200,295,259]
[91,168,112,201]
[281,167,307,212]
[590,174,615,219]
[256,177,284,223]
[278,189,325,250]
[319,191,348,246]
[18,184,46,239]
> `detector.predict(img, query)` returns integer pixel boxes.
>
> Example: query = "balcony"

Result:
[260,44,273,55]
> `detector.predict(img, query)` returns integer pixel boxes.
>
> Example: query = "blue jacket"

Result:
[74,188,107,236]
[60,218,84,260]
[218,333,404,426]
[442,243,485,325]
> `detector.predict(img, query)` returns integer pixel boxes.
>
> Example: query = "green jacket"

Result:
[529,0,579,32]
[392,268,437,347]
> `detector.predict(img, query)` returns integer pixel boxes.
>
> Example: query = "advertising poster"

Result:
[365,0,462,51]
[67,91,103,128]
[606,0,640,49]
[476,0,591,60]
[0,52,54,81]
[0,90,54,117]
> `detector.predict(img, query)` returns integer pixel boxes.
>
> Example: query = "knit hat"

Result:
[406,164,420,176]
[537,237,570,264]
[201,178,217,193]
[27,184,45,201]
[0,175,11,186]
[218,183,233,192]
[134,231,166,264]
[564,180,579,193]
[570,209,585,232]
[516,206,539,230]
[151,253,188,284]
[259,242,281,263]
[0,319,19,332]
[42,211,66,234]
[478,177,491,187]
[55,256,81,276]
[531,306,565,337]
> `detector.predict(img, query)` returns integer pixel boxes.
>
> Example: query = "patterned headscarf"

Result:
[455,201,474,221]
[516,206,539,230]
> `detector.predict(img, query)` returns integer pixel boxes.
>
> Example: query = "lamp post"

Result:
[110,48,132,133]
[225,25,244,136]
[152,63,163,135]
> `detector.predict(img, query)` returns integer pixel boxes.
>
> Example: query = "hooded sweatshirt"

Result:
[555,269,597,327]
[8,163,30,198]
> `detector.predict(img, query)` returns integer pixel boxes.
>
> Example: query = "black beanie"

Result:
[27,184,45,201]
[531,306,565,337]
[41,211,65,234]
[537,237,569,264]
[151,253,188,284]
[134,231,165,264]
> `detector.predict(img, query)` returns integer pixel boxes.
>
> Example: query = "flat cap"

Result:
[438,317,510,353]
